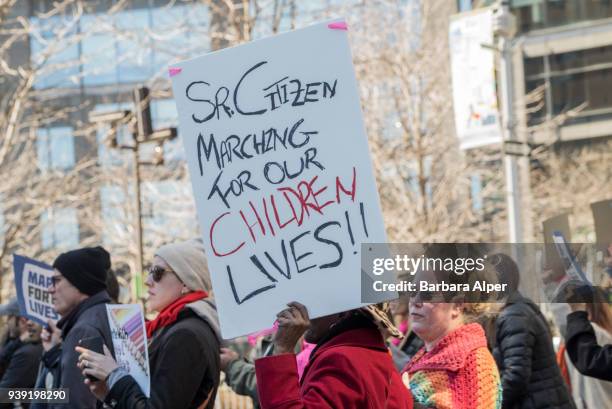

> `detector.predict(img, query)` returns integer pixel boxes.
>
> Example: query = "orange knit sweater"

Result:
[402,323,502,409]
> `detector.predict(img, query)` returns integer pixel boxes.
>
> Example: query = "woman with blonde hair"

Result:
[76,239,222,409]
[401,245,502,409]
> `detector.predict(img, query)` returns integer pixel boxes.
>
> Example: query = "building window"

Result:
[458,0,472,12]
[406,157,432,206]
[142,180,198,244]
[41,207,79,250]
[470,174,483,212]
[100,185,128,247]
[30,3,210,89]
[524,45,612,126]
[36,126,75,172]
[512,0,612,33]
[115,8,153,83]
[81,14,119,86]
[30,16,80,89]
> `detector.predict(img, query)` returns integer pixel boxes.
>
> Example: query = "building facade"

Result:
[458,0,612,243]
[0,0,351,300]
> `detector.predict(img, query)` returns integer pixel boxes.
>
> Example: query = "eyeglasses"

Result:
[147,265,173,283]
[50,275,63,287]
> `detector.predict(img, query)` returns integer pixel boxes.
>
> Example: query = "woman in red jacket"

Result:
[254,301,414,409]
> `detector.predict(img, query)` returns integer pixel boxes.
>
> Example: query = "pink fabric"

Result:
[328,21,348,31]
[392,320,409,346]
[248,320,279,347]
[296,341,315,380]
[168,67,182,77]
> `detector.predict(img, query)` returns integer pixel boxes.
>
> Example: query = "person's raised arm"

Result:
[565,309,612,381]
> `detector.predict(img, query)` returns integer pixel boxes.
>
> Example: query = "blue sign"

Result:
[13,254,59,325]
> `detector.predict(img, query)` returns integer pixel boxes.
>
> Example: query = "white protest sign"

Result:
[106,304,150,397]
[170,20,388,339]
[13,254,59,325]
[449,8,502,150]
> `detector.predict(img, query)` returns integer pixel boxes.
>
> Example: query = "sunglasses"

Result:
[147,265,173,283]
[409,291,446,302]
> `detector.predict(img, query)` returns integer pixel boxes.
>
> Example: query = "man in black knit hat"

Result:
[44,246,116,409]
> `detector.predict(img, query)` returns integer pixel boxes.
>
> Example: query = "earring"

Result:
[181,287,188,295]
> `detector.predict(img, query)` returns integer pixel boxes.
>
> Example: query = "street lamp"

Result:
[493,0,526,244]
[89,86,177,302]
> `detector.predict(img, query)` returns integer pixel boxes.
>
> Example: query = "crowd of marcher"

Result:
[0,241,610,409]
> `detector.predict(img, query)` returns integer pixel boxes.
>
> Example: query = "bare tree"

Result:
[524,97,612,242]
[0,0,204,302]
[0,1,94,301]
[347,0,508,242]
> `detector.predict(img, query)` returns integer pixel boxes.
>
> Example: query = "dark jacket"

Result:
[30,344,62,409]
[391,330,424,372]
[54,291,115,409]
[104,307,221,409]
[565,310,612,381]
[494,293,575,409]
[0,339,43,409]
[255,315,413,409]
[225,359,259,408]
[0,338,21,379]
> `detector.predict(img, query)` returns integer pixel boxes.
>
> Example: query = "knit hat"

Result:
[155,239,212,293]
[0,298,20,316]
[52,246,110,296]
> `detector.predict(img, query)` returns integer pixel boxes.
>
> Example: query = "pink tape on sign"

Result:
[168,67,182,77]
[328,21,348,31]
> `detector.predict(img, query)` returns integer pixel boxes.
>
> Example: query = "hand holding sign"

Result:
[76,344,115,401]
[41,320,62,352]
[274,301,310,354]
[76,344,117,380]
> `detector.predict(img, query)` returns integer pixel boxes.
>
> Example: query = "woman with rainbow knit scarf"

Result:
[402,266,502,409]
[75,239,222,409]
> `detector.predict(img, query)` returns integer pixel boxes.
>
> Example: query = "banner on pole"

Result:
[449,8,502,150]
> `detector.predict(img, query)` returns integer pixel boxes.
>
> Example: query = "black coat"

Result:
[104,308,220,409]
[565,310,612,381]
[0,339,43,409]
[391,330,424,372]
[53,291,115,409]
[494,293,575,409]
[31,344,62,409]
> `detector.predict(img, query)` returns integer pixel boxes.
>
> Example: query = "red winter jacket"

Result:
[255,326,413,409]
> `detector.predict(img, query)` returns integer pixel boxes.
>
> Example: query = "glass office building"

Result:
[459,0,612,143]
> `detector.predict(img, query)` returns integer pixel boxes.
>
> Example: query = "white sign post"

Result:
[170,20,388,339]
[449,8,502,150]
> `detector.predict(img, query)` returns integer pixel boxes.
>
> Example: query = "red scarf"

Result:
[146,291,207,338]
